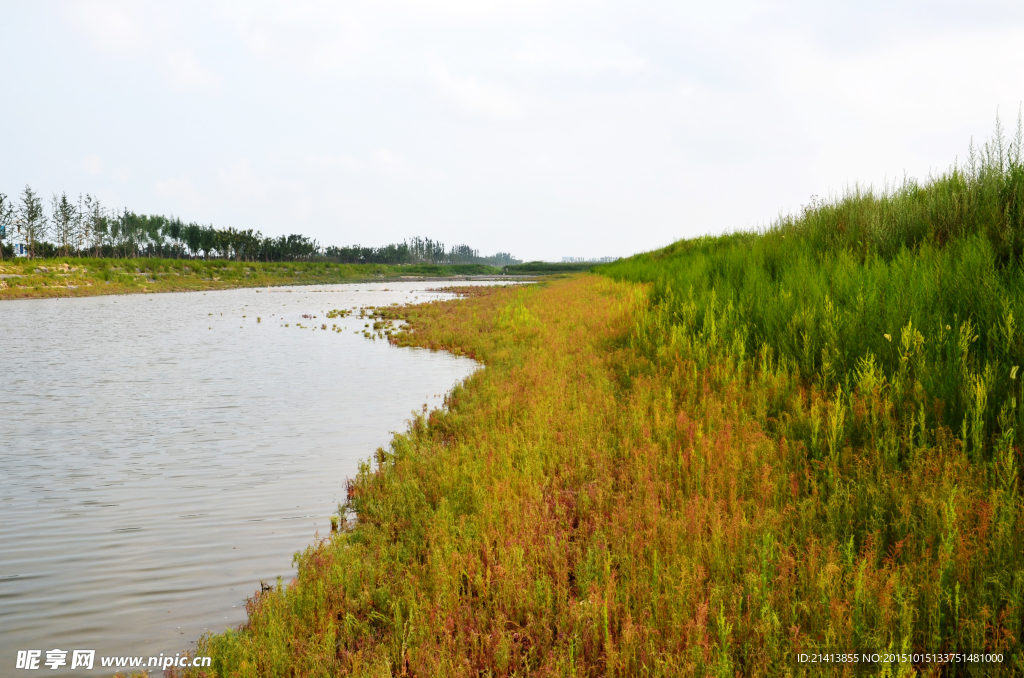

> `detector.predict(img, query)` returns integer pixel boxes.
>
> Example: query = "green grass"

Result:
[183,274,1022,677]
[503,261,598,274]
[602,120,1024,462]
[394,263,499,276]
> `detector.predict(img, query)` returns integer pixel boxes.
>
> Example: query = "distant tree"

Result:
[484,252,520,266]
[82,194,108,257]
[16,186,47,259]
[407,236,447,263]
[321,237,518,266]
[51,192,78,257]
[162,217,184,257]
[107,210,122,257]
[1,186,519,266]
[0,192,14,260]
[183,223,202,258]
[34,241,59,258]
[141,215,166,256]
[75,194,85,254]
[117,210,142,258]
[448,244,479,264]
[213,228,231,259]
[232,228,260,261]
[199,225,217,259]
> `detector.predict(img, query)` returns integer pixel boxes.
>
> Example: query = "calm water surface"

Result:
[0,282,482,674]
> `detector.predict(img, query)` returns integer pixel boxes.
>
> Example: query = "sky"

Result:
[1,1,1023,262]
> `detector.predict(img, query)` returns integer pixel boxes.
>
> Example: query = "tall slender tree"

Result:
[183,222,202,258]
[0,192,14,260]
[82,194,107,257]
[106,207,122,257]
[162,217,184,257]
[199,225,216,259]
[17,186,47,259]
[74,194,86,254]
[51,192,77,257]
[118,209,140,258]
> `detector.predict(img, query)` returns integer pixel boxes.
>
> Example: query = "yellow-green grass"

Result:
[0,258,504,300]
[177,275,1021,677]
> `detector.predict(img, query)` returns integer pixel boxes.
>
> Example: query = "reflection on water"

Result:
[0,282,479,674]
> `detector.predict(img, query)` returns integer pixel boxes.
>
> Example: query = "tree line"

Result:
[325,237,519,266]
[0,186,520,266]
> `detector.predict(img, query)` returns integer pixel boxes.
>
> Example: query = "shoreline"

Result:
[0,257,539,301]
[185,275,642,675]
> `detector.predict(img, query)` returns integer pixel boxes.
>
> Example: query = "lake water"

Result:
[0,282,483,675]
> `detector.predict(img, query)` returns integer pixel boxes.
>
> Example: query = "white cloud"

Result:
[65,0,145,52]
[430,62,522,119]
[386,0,554,22]
[215,1,377,72]
[306,154,362,173]
[371,148,410,175]
[513,38,648,76]
[154,174,202,207]
[164,51,220,93]
[217,158,263,197]
[82,155,105,176]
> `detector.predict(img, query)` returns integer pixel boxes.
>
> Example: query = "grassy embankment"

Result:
[502,262,600,275]
[0,258,504,300]
[179,130,1024,677]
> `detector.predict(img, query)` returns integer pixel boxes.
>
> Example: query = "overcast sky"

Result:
[2,1,1023,261]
